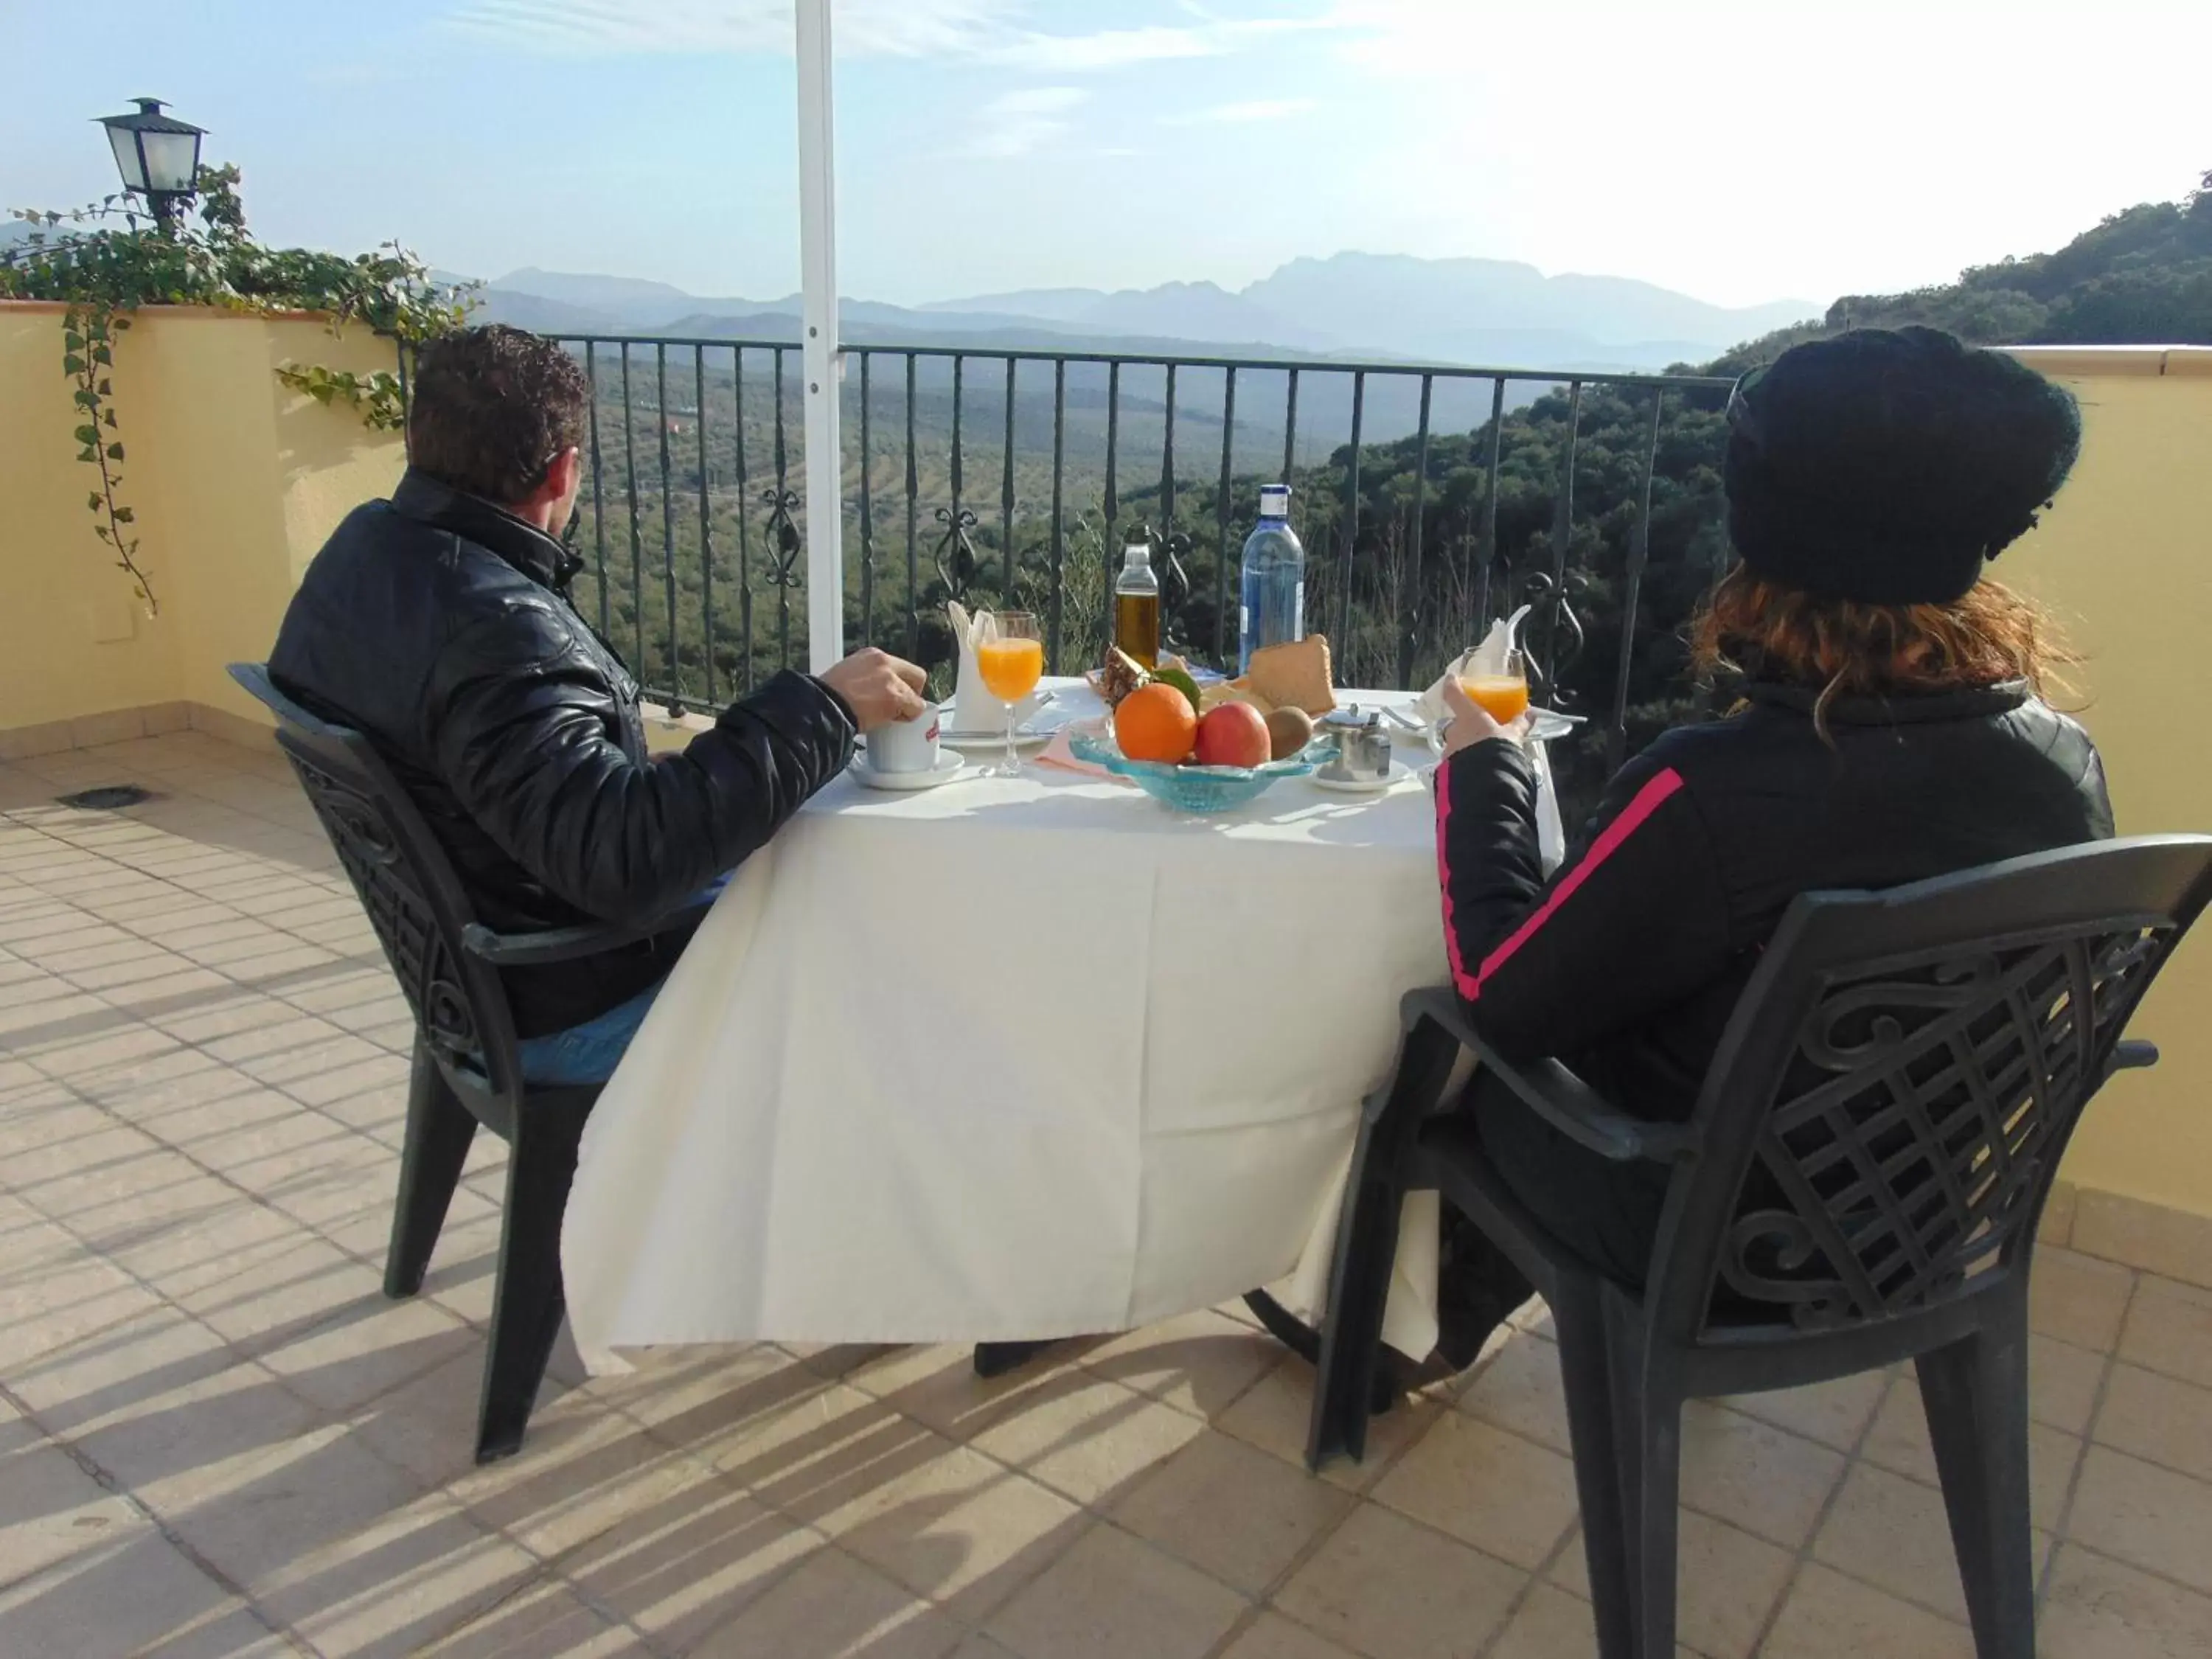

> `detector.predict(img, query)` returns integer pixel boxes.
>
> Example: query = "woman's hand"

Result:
[1439,678,1528,759]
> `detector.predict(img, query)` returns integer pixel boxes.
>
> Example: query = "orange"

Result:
[1114,681,1198,764]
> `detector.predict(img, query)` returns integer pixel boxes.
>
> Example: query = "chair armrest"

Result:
[461,888,723,968]
[2108,1039,2159,1074]
[1399,987,1700,1164]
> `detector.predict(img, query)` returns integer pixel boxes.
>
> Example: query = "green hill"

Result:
[1703,169,2212,375]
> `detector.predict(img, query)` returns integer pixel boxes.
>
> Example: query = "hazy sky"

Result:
[4,0,2205,310]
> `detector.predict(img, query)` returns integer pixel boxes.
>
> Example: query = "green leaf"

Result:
[77,446,98,464]
[93,524,111,542]
[105,443,124,461]
[88,493,102,512]
[73,423,98,445]
[62,354,85,375]
[63,330,84,349]
[72,389,100,409]
[111,507,133,524]
[91,346,111,364]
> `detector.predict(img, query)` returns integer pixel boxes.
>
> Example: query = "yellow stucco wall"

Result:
[2005,348,2212,1222]
[0,305,403,734]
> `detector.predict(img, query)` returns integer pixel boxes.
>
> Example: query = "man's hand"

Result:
[1439,677,1530,759]
[818,648,929,733]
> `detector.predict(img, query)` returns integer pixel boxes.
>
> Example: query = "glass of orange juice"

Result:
[975,611,1044,776]
[1460,649,1531,726]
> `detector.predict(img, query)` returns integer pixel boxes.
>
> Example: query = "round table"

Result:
[561,683,1454,1364]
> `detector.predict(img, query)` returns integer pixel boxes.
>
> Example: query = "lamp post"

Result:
[97,99,206,234]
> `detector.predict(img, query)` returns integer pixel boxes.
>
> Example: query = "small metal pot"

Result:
[1318,707,1393,784]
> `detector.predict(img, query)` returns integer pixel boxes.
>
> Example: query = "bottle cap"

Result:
[1259,484,1291,517]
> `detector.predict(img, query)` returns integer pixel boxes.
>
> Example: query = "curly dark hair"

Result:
[406,325,588,504]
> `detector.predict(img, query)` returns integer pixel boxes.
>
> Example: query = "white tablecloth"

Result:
[562,684,1463,1369]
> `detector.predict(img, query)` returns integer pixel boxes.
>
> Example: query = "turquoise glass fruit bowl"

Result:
[1067,724,1325,814]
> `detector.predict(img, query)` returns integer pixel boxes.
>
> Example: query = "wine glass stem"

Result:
[1004,701,1017,776]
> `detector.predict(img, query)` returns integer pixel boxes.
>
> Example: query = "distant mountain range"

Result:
[470,253,1818,372]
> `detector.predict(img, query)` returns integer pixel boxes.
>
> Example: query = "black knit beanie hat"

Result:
[1723,326,2083,605]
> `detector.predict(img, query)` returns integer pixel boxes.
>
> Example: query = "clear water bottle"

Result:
[1238,483,1305,674]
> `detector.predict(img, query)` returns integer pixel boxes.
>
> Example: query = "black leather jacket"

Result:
[1436,682,2114,1122]
[271,470,857,1036]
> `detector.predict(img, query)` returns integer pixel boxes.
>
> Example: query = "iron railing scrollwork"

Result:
[552,327,1732,815]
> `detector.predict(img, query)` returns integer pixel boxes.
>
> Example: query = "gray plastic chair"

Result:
[230,664,715,1462]
[1297,834,2212,1659]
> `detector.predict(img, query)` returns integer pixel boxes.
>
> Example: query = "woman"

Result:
[1425,324,2112,1368]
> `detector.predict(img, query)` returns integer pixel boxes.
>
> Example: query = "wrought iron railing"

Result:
[550,332,1736,807]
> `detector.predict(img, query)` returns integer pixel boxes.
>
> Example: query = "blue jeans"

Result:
[515,978,665,1085]
[512,876,729,1085]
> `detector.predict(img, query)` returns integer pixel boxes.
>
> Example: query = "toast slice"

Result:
[1246,635,1337,716]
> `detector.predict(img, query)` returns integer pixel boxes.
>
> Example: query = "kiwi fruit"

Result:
[1265,705,1315,760]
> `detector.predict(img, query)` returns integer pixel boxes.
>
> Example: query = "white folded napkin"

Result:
[946,602,1043,734]
[1419,607,1567,875]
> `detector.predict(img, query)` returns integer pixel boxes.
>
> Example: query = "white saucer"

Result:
[938,725,1057,754]
[852,751,967,791]
[1310,762,1414,795]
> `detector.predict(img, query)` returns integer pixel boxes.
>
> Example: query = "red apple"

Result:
[1194,702,1272,768]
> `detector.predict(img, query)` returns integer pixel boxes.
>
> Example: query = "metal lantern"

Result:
[97,98,206,230]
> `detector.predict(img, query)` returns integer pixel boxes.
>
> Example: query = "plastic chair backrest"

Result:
[1646,835,2212,1346]
[228,663,523,1103]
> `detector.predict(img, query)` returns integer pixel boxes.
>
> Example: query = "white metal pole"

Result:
[795,0,844,670]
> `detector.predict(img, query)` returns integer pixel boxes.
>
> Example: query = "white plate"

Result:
[851,751,968,791]
[1310,761,1416,795]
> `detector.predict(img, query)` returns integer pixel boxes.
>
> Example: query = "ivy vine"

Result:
[1,164,477,613]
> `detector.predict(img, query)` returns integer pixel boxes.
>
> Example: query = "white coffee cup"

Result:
[866,703,942,774]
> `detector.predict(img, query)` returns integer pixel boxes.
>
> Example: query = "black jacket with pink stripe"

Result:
[1434,682,2113,1124]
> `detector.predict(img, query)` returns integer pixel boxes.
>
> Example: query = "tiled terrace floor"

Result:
[4,730,2212,1659]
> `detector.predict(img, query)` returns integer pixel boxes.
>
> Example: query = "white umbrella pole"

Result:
[795,0,844,670]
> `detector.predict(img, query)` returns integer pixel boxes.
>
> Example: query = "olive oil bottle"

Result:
[1113,540,1161,669]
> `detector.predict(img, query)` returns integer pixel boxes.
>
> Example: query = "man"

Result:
[271,324,926,1080]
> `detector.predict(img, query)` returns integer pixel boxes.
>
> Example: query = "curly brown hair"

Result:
[1689,565,2078,737]
[406,325,588,504]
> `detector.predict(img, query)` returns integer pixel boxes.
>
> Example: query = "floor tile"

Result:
[2092,1362,2212,1486]
[1455,1332,1571,1455]
[967,1368,1206,1509]
[1858,1377,2084,1531]
[2118,1273,2212,1391]
[2031,1246,2137,1352]
[1676,1402,1845,1549]
[1110,1430,1353,1598]
[0,1424,150,1590]
[2066,1446,2212,1596]
[1547,1507,1792,1659]
[1721,1368,1891,1453]
[1215,1611,1362,1659]
[1274,1503,1525,1659]
[689,1547,965,1659]
[419,1577,652,1658]
[986,1524,1247,1659]
[552,1465,824,1651]
[1217,1359,1441,1493]
[2038,1540,2212,1659]
[0,1532,237,1658]
[1811,1458,2051,1625]
[1079,1309,1284,1422]
[1759,1562,1972,1659]
[799,1435,1088,1624]
[1371,1414,1579,1571]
